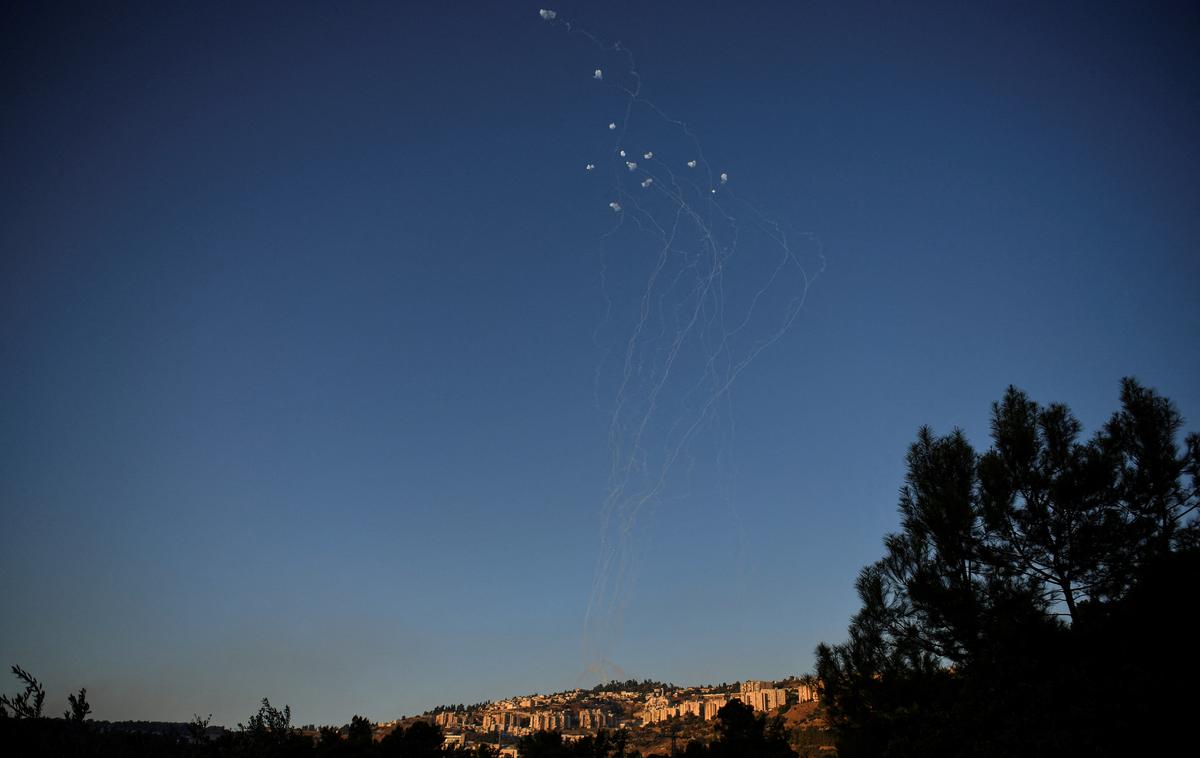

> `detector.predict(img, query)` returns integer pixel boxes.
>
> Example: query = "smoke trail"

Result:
[538,8,825,679]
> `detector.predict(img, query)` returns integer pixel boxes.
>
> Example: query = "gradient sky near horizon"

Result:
[2,0,1198,728]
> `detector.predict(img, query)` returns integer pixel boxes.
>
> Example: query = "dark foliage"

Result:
[65,687,92,722]
[426,702,490,717]
[816,378,1198,757]
[637,702,797,758]
[0,665,46,719]
[704,700,795,758]
[588,680,672,696]
[0,689,494,758]
[515,728,638,758]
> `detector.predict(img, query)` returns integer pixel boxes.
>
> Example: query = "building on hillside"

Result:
[483,710,528,733]
[794,682,819,703]
[577,708,615,730]
[701,694,728,720]
[734,681,789,712]
[435,712,467,728]
[529,710,573,731]
[644,694,670,710]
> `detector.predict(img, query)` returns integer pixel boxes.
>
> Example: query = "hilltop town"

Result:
[359,677,823,755]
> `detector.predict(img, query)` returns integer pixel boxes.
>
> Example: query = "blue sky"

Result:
[2,1,1198,727]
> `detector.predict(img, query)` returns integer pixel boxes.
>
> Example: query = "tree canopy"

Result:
[816,378,1198,757]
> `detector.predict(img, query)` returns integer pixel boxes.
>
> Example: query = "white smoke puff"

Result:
[609,201,622,212]
[641,178,653,188]
[720,172,729,183]
[538,9,556,20]
[643,151,653,159]
[687,160,697,168]
[608,122,617,130]
[585,164,595,171]
[594,69,603,80]
[626,161,637,171]
[618,149,626,157]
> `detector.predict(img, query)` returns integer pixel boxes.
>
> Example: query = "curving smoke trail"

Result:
[538,8,825,680]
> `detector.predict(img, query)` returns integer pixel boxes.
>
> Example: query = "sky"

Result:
[2,0,1198,729]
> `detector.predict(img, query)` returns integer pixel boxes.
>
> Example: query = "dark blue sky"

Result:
[2,1,1197,727]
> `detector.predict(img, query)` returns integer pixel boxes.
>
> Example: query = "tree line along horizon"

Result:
[3,377,1195,757]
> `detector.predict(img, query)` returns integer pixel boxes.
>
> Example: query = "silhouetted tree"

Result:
[977,388,1116,620]
[64,687,90,722]
[379,720,444,758]
[516,730,566,758]
[188,713,213,744]
[0,665,46,719]
[696,700,795,758]
[816,378,1198,757]
[315,724,348,758]
[236,697,312,756]
[347,714,374,747]
[1102,378,1200,565]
